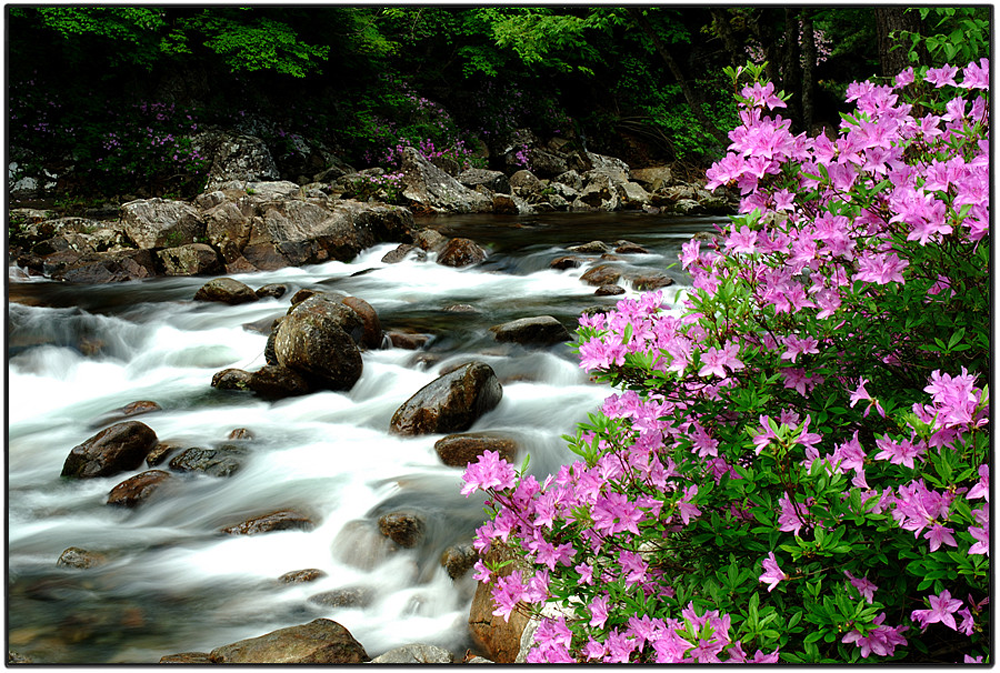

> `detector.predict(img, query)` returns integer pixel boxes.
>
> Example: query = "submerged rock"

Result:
[56,547,108,570]
[389,362,502,436]
[220,509,316,536]
[107,470,173,508]
[61,421,159,479]
[370,644,455,664]
[377,511,426,548]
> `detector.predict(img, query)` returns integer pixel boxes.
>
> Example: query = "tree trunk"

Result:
[709,8,742,67]
[782,8,803,130]
[874,7,922,77]
[800,11,816,133]
[627,7,729,146]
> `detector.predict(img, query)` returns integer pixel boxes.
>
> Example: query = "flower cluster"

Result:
[463,59,989,664]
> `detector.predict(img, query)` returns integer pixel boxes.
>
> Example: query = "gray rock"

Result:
[121,198,206,250]
[156,243,222,276]
[457,168,510,194]
[400,147,491,214]
[47,249,159,283]
[193,132,280,189]
[168,446,245,478]
[369,644,454,664]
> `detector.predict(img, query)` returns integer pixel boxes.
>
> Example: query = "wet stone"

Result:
[278,568,327,584]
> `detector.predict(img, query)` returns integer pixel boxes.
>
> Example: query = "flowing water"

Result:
[7,212,714,663]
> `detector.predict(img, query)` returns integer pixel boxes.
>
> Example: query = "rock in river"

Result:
[273,294,364,390]
[107,470,173,507]
[489,316,570,346]
[207,618,369,664]
[389,362,502,436]
[193,277,259,305]
[61,421,159,479]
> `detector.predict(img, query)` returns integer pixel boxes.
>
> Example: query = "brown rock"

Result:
[434,432,519,467]
[412,228,450,253]
[377,511,425,548]
[227,428,254,441]
[341,296,383,349]
[440,542,479,580]
[121,198,206,249]
[246,365,312,400]
[168,446,245,478]
[278,568,327,584]
[580,264,622,286]
[57,547,108,569]
[107,470,173,507]
[156,243,222,276]
[61,422,159,479]
[194,277,259,305]
[48,249,159,283]
[549,256,582,270]
[386,331,431,350]
[221,510,316,536]
[211,368,253,391]
[146,441,182,467]
[381,243,426,264]
[595,284,625,296]
[567,240,610,254]
[489,316,570,346]
[273,295,364,390]
[614,240,651,254]
[469,544,531,663]
[254,283,287,299]
[331,520,399,570]
[92,400,162,427]
[389,362,502,436]
[437,237,486,267]
[632,273,674,291]
[208,618,369,664]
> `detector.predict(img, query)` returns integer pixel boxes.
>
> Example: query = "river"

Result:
[7,211,714,663]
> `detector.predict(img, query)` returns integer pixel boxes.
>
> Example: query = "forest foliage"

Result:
[6,6,991,198]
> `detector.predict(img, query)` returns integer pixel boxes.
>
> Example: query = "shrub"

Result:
[462,58,989,664]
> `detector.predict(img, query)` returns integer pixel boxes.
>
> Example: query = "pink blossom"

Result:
[925,65,960,88]
[911,589,963,631]
[844,570,878,603]
[759,551,787,592]
[697,342,745,378]
[461,450,517,496]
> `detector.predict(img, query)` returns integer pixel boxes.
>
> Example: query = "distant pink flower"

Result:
[589,594,610,628]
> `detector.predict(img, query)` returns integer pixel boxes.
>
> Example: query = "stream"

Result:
[7,211,715,663]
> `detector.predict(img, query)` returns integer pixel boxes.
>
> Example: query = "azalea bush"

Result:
[462,58,990,664]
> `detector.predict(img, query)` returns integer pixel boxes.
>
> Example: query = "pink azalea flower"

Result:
[759,552,787,592]
[461,450,517,496]
[698,342,745,378]
[911,589,963,630]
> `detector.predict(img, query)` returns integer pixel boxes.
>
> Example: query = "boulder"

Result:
[567,240,611,254]
[632,273,674,291]
[121,198,206,250]
[247,365,312,400]
[389,362,503,436]
[617,181,652,208]
[340,296,383,349]
[273,295,364,390]
[61,421,159,479]
[457,168,510,194]
[386,331,431,350]
[193,132,280,189]
[204,200,252,262]
[492,193,528,215]
[370,644,455,664]
[437,237,486,267]
[440,542,479,580]
[575,173,620,211]
[207,618,369,664]
[553,170,583,191]
[508,170,543,198]
[469,544,532,663]
[582,151,631,182]
[107,470,173,507]
[168,446,245,478]
[221,510,316,536]
[47,249,159,283]
[156,243,222,276]
[630,165,672,190]
[377,511,426,548]
[278,568,327,584]
[525,149,568,178]
[31,232,97,257]
[194,277,259,305]
[400,147,491,214]
[434,432,519,467]
[489,316,570,346]
[56,547,108,570]
[253,199,364,266]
